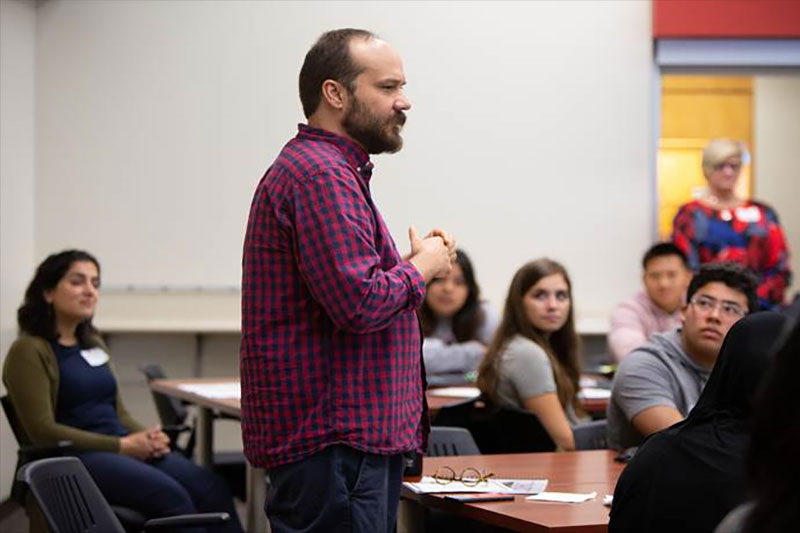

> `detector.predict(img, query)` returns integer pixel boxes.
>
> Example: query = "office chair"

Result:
[427,427,480,456]
[137,363,195,455]
[1,395,73,505]
[573,419,608,450]
[2,394,148,531]
[433,396,556,454]
[138,363,246,500]
[18,457,229,533]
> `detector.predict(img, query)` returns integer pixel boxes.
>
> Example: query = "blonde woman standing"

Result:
[672,138,791,309]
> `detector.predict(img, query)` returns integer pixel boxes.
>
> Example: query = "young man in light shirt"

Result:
[608,243,691,362]
[607,262,758,450]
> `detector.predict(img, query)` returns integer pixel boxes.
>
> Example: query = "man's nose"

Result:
[707,306,722,321]
[395,93,411,111]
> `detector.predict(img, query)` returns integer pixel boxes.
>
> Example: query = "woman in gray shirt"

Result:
[477,258,584,450]
[420,249,499,385]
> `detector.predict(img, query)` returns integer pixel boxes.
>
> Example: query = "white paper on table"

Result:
[177,383,241,399]
[427,387,481,398]
[577,388,611,400]
[404,477,547,495]
[603,494,613,507]
[404,477,512,494]
[494,479,548,494]
[525,491,597,503]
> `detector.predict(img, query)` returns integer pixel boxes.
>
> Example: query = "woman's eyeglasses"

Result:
[712,161,742,172]
[433,466,494,487]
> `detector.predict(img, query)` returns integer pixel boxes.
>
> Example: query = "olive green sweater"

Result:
[2,335,145,452]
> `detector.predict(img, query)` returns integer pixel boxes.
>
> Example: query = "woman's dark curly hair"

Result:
[17,249,100,345]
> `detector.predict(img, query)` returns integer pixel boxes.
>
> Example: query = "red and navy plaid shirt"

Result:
[240,124,429,468]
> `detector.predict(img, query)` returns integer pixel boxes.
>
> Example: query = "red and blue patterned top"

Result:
[672,199,792,310]
[240,124,429,468]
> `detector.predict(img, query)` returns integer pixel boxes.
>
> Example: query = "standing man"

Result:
[608,243,691,362]
[241,29,454,532]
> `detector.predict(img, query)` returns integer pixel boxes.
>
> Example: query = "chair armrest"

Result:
[160,424,190,435]
[160,424,192,454]
[17,440,73,462]
[143,512,230,530]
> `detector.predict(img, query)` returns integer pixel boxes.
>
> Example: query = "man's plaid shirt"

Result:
[240,124,429,468]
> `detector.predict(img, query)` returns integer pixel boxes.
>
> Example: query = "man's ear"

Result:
[320,79,349,111]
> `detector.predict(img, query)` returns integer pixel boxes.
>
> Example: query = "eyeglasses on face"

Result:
[433,466,494,487]
[712,161,742,172]
[690,295,746,319]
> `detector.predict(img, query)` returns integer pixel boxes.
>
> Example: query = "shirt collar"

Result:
[297,124,374,179]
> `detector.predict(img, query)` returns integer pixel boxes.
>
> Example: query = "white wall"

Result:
[754,74,800,301]
[0,0,37,503]
[34,0,654,317]
[14,0,655,459]
[7,0,799,483]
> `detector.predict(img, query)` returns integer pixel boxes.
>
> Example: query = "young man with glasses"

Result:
[607,263,758,450]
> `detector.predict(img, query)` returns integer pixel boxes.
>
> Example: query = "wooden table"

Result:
[150,378,614,533]
[400,451,624,532]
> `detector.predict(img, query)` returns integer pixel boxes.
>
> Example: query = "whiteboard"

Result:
[34,0,653,316]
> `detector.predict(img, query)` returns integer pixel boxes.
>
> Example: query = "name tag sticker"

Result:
[735,206,761,223]
[80,347,110,367]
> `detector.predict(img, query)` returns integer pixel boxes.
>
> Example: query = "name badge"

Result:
[735,206,761,223]
[80,347,110,367]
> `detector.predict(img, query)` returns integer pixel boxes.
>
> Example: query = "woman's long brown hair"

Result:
[477,258,583,415]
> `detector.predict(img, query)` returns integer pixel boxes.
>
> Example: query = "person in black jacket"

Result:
[609,311,787,533]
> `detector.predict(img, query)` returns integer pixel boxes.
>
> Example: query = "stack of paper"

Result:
[427,387,481,398]
[577,388,612,400]
[526,491,597,503]
[177,383,240,399]
[404,477,547,495]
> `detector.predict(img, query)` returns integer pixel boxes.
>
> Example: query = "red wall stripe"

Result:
[653,0,800,38]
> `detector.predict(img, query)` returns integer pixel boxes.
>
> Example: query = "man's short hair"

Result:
[686,262,759,313]
[298,28,375,118]
[642,242,689,269]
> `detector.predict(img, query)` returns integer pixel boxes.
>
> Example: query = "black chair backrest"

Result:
[18,457,125,533]
[427,427,480,456]
[138,363,187,426]
[2,394,31,446]
[573,419,608,450]
[4,398,147,530]
[433,397,555,454]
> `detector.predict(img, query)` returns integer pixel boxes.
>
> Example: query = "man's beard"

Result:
[342,96,406,155]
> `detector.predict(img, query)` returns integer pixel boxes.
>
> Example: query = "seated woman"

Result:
[420,249,499,385]
[609,312,788,533]
[2,250,243,533]
[477,258,585,451]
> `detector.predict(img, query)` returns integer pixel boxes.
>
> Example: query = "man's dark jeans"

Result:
[266,445,405,533]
